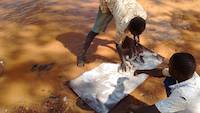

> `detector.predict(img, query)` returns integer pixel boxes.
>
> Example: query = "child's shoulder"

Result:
[172,80,200,101]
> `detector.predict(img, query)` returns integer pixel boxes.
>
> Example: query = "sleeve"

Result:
[162,68,171,77]
[155,90,187,113]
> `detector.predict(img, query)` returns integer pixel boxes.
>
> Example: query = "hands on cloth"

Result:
[118,36,144,72]
[133,68,164,77]
[119,61,132,72]
[134,70,143,76]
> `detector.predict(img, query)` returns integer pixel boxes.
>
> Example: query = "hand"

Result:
[134,70,141,76]
[119,62,130,72]
[133,55,145,64]
[139,55,145,63]
[136,46,143,54]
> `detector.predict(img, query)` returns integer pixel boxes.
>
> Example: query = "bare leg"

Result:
[116,43,131,72]
[77,31,99,67]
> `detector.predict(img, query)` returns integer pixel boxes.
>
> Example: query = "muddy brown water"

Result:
[0,0,200,113]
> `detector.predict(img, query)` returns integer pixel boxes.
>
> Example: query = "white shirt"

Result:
[156,68,200,113]
[99,0,147,44]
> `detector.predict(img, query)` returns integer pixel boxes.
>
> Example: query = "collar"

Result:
[169,72,199,89]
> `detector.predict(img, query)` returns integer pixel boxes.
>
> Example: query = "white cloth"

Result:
[99,0,147,44]
[70,50,163,113]
[71,63,148,113]
[156,72,200,113]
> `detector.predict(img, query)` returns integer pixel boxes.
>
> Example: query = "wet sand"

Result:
[0,0,200,113]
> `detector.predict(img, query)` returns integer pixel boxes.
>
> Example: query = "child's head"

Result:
[169,52,196,82]
[128,16,146,36]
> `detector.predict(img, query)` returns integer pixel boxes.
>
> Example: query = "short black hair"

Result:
[129,16,146,36]
[169,52,196,78]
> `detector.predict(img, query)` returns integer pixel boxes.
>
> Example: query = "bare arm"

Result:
[134,68,164,77]
[116,43,126,63]
[116,43,129,72]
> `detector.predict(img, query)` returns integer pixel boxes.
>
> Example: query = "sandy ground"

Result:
[0,0,200,113]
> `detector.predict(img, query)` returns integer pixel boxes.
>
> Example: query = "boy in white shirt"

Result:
[77,0,147,72]
[129,52,200,113]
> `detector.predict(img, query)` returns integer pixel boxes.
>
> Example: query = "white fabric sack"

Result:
[70,51,163,113]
